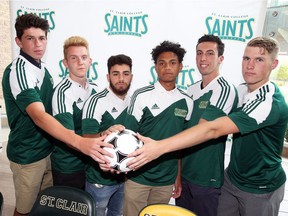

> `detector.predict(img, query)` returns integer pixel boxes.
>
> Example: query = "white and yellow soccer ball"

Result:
[104,129,143,172]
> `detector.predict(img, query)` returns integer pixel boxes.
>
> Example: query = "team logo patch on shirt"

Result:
[199,101,209,109]
[174,108,187,117]
[151,104,160,109]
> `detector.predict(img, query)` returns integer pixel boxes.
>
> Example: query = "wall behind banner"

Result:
[10,0,267,93]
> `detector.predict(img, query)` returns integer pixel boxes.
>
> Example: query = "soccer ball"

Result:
[104,129,143,172]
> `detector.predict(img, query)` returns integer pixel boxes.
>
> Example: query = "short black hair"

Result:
[15,13,49,39]
[151,41,186,64]
[197,34,225,56]
[107,54,132,73]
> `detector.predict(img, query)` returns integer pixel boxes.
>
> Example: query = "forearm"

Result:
[160,122,216,154]
[160,116,237,154]
[26,102,81,150]
[34,111,82,150]
[128,116,238,171]
[26,102,114,163]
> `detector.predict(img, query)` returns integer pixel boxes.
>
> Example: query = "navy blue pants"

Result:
[176,179,220,216]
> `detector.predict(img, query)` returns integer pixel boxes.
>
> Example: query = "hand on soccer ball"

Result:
[126,133,162,170]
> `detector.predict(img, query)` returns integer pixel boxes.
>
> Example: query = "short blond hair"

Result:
[247,36,279,60]
[63,36,89,59]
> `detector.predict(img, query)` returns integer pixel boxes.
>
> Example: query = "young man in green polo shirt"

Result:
[123,41,193,216]
[51,36,99,189]
[176,35,238,216]
[2,14,110,216]
[82,54,133,216]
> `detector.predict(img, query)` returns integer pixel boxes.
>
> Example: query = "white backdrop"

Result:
[10,0,267,93]
[8,0,269,204]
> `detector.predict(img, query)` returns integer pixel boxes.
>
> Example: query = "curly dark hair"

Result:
[151,41,186,64]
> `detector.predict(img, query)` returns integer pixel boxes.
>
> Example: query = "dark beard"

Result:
[110,83,130,96]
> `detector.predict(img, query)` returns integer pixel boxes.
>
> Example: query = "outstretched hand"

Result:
[126,133,162,170]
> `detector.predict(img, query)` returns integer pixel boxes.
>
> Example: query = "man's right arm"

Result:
[128,116,240,170]
[26,101,112,163]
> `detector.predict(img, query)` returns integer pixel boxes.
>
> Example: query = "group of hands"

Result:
[86,124,182,199]
[79,124,182,199]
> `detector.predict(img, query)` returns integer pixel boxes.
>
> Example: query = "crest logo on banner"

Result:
[16,6,56,31]
[205,12,255,42]
[104,10,148,37]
